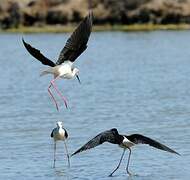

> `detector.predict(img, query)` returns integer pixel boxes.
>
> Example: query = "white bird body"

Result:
[40,61,78,79]
[52,127,67,141]
[119,136,135,149]
[51,121,68,141]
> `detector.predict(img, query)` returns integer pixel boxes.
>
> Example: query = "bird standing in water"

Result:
[71,128,180,176]
[22,11,93,111]
[51,121,70,168]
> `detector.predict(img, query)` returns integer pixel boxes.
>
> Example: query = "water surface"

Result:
[0,31,189,179]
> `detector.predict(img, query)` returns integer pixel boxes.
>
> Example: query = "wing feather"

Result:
[127,134,180,155]
[51,128,56,138]
[22,38,56,67]
[71,128,119,156]
[56,11,93,64]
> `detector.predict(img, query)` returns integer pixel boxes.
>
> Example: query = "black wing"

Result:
[71,128,119,156]
[127,134,180,155]
[56,11,93,65]
[22,38,56,67]
[63,128,69,139]
[51,128,55,138]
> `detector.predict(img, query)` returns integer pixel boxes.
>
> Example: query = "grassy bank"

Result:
[1,24,190,33]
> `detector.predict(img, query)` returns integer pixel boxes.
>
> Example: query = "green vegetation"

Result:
[1,24,190,33]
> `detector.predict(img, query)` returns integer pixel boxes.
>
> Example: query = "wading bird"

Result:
[71,128,179,176]
[22,11,93,111]
[51,121,70,168]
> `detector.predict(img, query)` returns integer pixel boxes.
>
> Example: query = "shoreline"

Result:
[1,24,190,33]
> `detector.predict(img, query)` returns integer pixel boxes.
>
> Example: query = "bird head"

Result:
[73,68,81,84]
[111,128,119,134]
[56,121,63,128]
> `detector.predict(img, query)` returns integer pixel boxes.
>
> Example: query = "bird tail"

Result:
[40,67,54,77]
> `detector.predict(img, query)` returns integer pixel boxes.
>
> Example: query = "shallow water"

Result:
[0,31,189,179]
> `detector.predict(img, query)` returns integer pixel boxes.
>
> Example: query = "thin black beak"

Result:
[76,75,81,84]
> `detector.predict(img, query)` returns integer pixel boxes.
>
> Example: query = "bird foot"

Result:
[127,171,138,176]
[128,172,132,176]
[127,171,132,176]
[108,172,116,177]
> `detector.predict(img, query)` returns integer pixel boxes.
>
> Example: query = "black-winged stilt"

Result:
[51,121,70,168]
[22,11,93,111]
[71,128,179,176]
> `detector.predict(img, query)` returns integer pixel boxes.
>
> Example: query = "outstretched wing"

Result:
[127,134,180,155]
[22,38,56,67]
[71,128,119,156]
[56,11,93,65]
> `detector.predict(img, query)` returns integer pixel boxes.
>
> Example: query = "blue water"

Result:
[0,31,189,179]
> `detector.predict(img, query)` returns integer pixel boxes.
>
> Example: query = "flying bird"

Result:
[22,11,93,111]
[51,121,70,168]
[71,128,180,176]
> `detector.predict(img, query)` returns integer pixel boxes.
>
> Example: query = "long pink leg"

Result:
[50,78,68,109]
[48,84,59,111]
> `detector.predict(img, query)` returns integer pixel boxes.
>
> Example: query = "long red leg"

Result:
[50,78,68,109]
[48,84,59,111]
